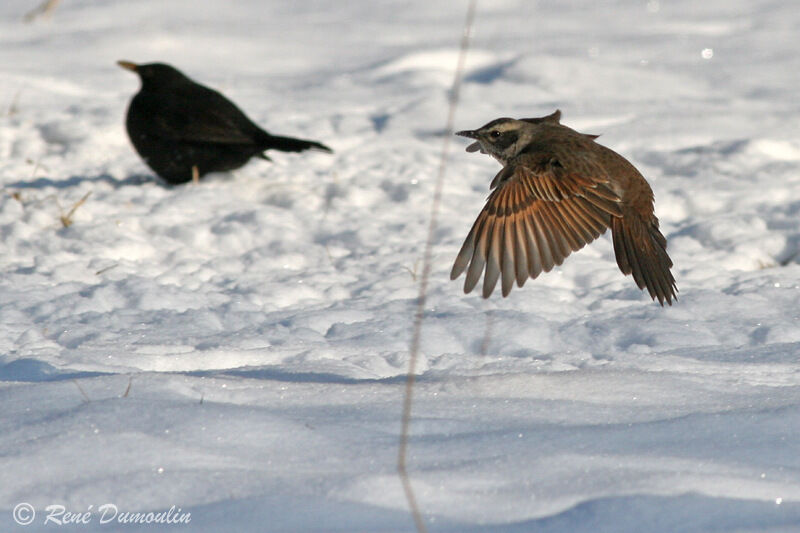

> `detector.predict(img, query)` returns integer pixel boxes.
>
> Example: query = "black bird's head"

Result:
[456,110,563,164]
[117,60,193,90]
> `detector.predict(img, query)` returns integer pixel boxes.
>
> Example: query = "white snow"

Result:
[2,0,800,531]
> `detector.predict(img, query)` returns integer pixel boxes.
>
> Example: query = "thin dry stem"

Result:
[60,191,91,228]
[4,91,21,117]
[398,2,477,532]
[324,244,338,271]
[121,377,133,398]
[72,379,90,403]
[23,0,61,22]
[95,263,119,275]
[403,260,420,282]
[28,158,47,179]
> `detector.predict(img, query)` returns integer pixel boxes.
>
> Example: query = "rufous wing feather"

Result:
[451,160,620,298]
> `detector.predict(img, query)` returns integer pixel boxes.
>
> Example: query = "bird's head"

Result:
[117,61,193,89]
[456,110,562,164]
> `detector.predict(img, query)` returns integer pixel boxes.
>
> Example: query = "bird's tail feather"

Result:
[265,134,332,154]
[611,214,677,306]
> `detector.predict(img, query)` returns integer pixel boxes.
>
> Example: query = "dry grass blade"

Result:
[23,0,61,22]
[72,379,90,403]
[121,377,133,398]
[403,260,420,282]
[4,91,21,117]
[95,263,119,275]
[28,158,48,179]
[10,191,24,205]
[398,2,477,532]
[60,191,91,228]
[324,244,338,271]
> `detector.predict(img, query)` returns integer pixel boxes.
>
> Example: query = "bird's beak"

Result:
[117,60,138,72]
[455,129,478,139]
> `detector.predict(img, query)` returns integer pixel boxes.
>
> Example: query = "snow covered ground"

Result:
[2,0,800,531]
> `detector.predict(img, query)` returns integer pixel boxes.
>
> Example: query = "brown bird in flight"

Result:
[451,110,676,305]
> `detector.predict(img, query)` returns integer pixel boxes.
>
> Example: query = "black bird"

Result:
[451,110,677,305]
[118,61,332,184]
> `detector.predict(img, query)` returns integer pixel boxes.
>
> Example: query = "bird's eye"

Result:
[490,130,501,138]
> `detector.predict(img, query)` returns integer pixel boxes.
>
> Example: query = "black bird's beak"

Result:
[456,129,478,139]
[117,60,138,72]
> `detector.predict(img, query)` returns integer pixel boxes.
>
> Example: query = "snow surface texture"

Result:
[2,0,800,531]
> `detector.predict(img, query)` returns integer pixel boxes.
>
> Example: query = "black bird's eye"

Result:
[490,130,501,139]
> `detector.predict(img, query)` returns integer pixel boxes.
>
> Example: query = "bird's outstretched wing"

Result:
[450,153,623,298]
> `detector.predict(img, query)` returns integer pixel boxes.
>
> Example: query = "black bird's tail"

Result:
[265,134,332,154]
